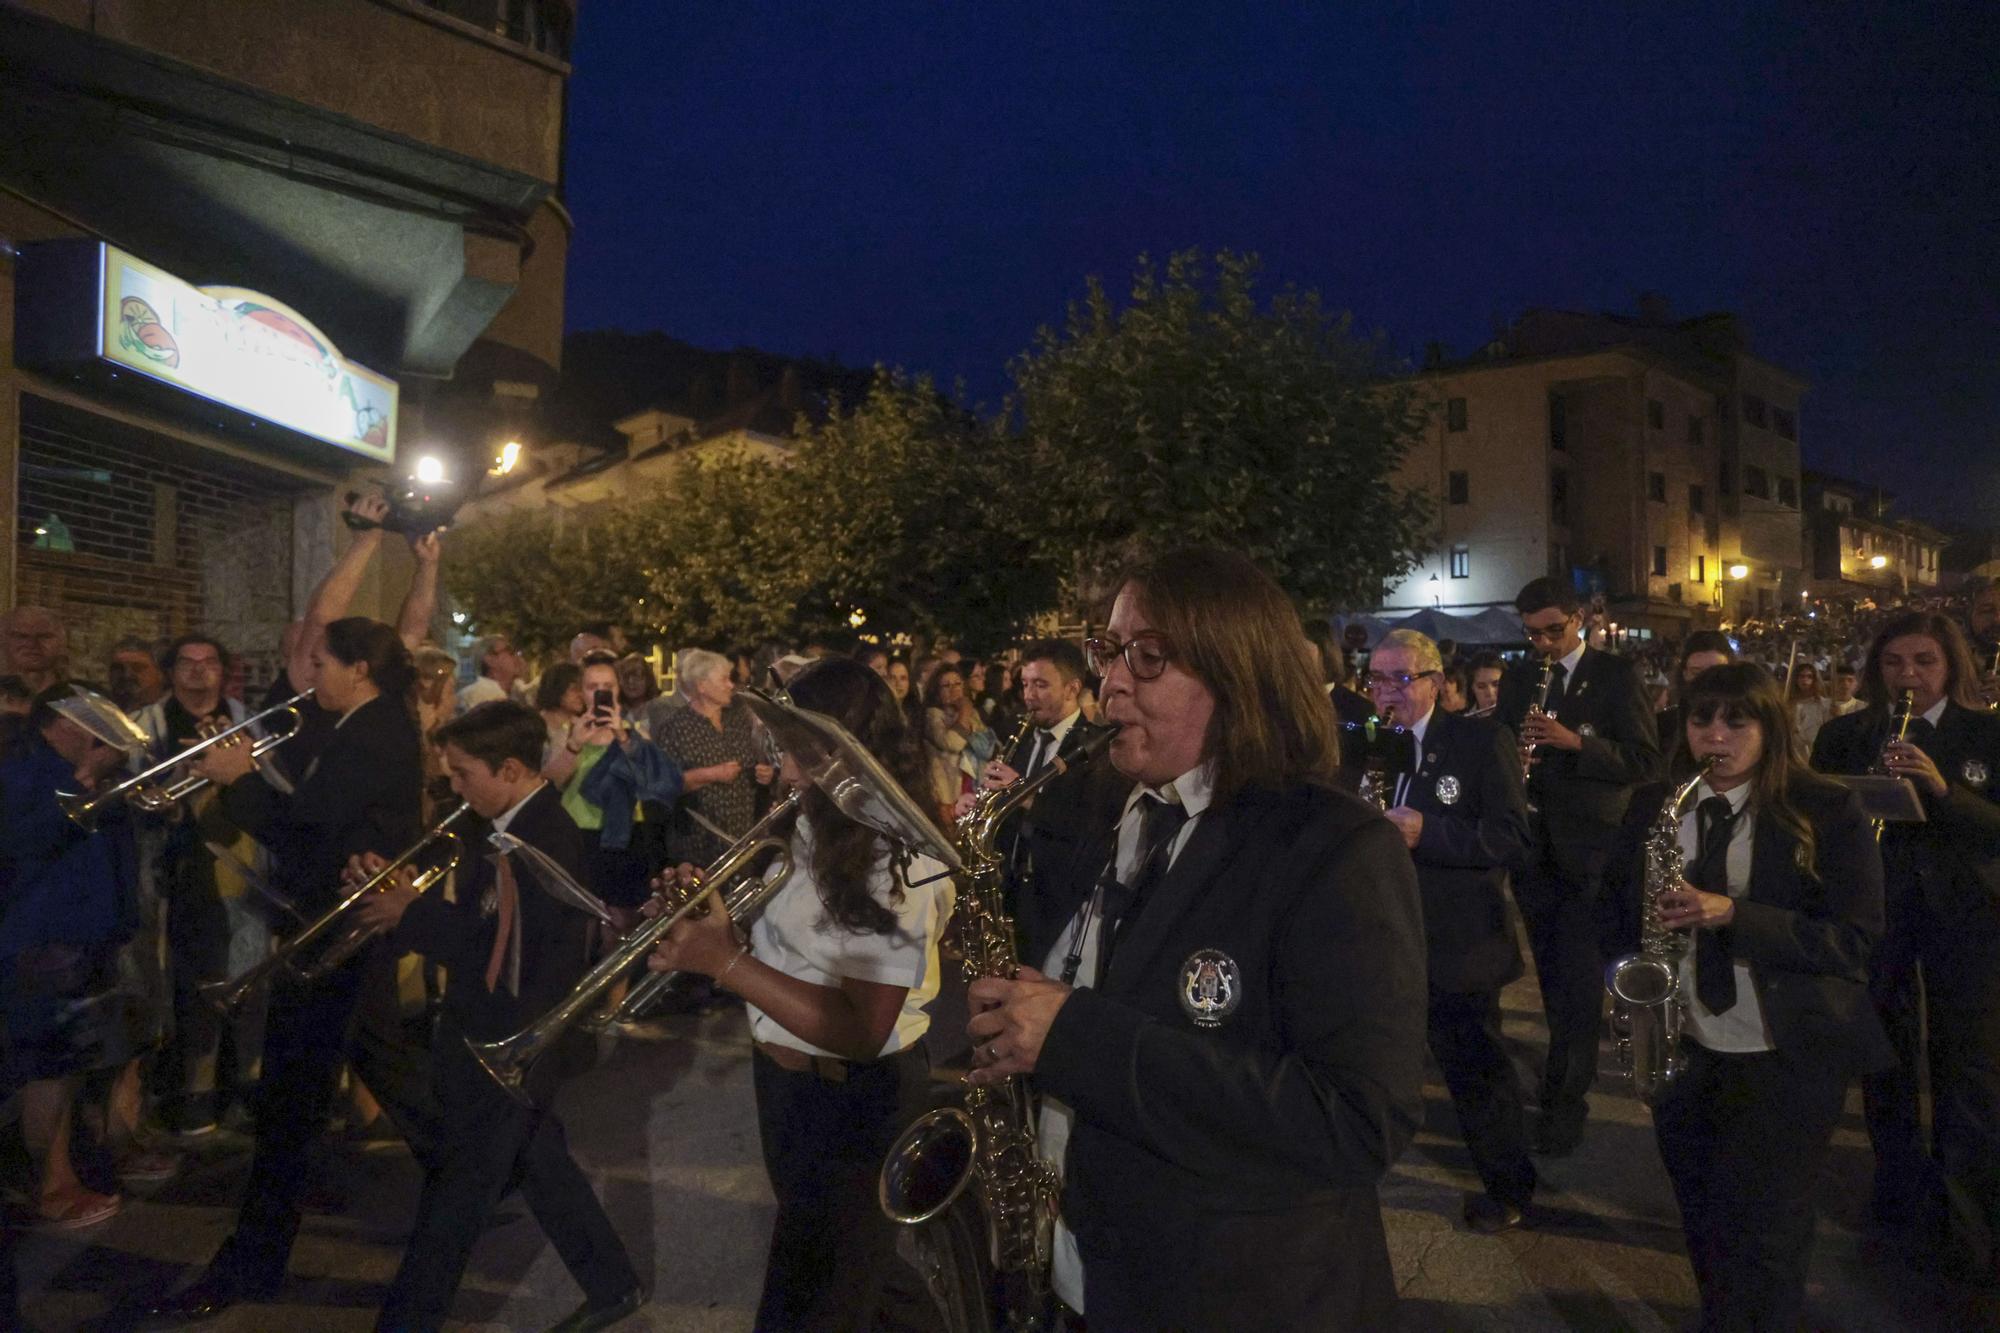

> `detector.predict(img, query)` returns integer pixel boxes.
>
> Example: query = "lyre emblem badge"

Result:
[1178,950,1242,1028]
[1578,722,1597,738]
[1436,775,1462,805]
[1964,759,1990,789]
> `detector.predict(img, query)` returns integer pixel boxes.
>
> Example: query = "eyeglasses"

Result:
[1084,633,1172,682]
[1365,670,1436,690]
[1523,618,1574,643]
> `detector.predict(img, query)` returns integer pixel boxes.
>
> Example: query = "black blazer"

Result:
[219,693,422,916]
[1003,717,1129,928]
[395,783,598,1102]
[1604,771,1894,1074]
[1498,646,1663,881]
[1397,709,1530,993]
[1812,701,2000,991]
[1028,783,1427,1330]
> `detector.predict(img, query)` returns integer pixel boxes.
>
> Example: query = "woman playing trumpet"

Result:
[1606,664,1888,1329]
[646,657,954,1331]
[143,618,438,1323]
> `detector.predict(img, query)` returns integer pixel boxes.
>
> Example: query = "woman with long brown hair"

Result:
[1810,611,2000,1281]
[647,656,953,1330]
[1608,662,1888,1328]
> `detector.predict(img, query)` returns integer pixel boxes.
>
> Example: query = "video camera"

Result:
[342,464,464,537]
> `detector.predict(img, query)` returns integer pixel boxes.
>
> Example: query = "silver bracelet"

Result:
[717,946,750,988]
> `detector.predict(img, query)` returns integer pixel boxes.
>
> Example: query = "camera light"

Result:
[414,455,447,486]
[492,441,522,476]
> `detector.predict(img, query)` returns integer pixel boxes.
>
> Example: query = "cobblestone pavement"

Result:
[14,972,1998,1331]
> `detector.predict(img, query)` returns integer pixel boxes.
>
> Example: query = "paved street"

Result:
[15,969,1998,1331]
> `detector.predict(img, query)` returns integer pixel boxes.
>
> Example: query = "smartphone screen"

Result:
[592,687,615,716]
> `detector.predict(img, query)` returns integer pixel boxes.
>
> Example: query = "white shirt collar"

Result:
[1408,703,1437,750]
[1695,778,1751,814]
[1922,697,1948,726]
[1123,759,1216,821]
[1558,641,1588,677]
[1042,709,1081,749]
[489,781,547,836]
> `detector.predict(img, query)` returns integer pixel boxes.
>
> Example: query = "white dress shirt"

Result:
[1392,704,1435,808]
[1020,708,1081,777]
[1038,761,1214,1314]
[1674,780,1775,1054]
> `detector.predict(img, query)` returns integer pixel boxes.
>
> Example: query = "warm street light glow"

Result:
[1728,563,1750,580]
[849,608,867,628]
[415,455,447,485]
[492,441,522,475]
[1869,554,1889,569]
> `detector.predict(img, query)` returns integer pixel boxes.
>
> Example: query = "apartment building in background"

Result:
[1382,300,1808,640]
[1802,471,1948,602]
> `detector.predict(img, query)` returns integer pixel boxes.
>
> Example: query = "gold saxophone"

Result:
[1604,756,1714,1105]
[879,725,1117,1287]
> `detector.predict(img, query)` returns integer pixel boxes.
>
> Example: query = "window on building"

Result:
[1743,465,1770,499]
[1449,544,1470,579]
[1687,415,1705,446]
[1777,475,1797,507]
[1550,468,1569,525]
[1689,483,1705,514]
[1772,407,1798,440]
[1653,546,1668,577]
[1549,396,1566,450]
[1692,553,1707,582]
[1447,470,1469,505]
[1447,397,1468,432]
[1648,471,1667,502]
[1743,394,1769,428]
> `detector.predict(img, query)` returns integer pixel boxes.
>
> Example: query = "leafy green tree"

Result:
[1007,249,1434,615]
[443,504,655,656]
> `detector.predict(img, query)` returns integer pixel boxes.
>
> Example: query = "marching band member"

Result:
[1366,630,1536,1233]
[1811,612,2000,1282]
[1610,664,1888,1328]
[145,618,437,1321]
[647,657,953,1331]
[968,549,1427,1329]
[1655,631,1737,763]
[358,701,641,1333]
[1498,576,1662,1155]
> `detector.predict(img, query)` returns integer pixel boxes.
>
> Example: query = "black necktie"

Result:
[1692,795,1739,1013]
[1024,730,1056,781]
[1099,793,1189,976]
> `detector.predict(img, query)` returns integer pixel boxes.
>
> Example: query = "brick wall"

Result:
[15,394,308,694]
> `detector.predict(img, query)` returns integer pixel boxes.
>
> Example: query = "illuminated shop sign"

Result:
[91,245,398,462]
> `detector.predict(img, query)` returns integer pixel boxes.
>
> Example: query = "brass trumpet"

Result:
[201,803,469,1014]
[59,691,309,830]
[467,791,801,1101]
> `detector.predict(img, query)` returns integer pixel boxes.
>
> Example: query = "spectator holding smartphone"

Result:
[545,651,680,916]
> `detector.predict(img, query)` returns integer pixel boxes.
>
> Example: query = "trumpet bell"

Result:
[879,1106,978,1225]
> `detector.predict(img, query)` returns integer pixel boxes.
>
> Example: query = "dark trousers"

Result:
[376,1025,636,1332]
[1866,937,2000,1271]
[751,1043,927,1332]
[1654,1043,1847,1332]
[1515,850,1605,1132]
[1428,987,1535,1206]
[161,849,231,1094]
[214,948,440,1285]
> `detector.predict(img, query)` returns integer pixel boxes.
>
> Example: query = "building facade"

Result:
[0,0,574,686]
[1383,305,1808,637]
[1802,471,1947,602]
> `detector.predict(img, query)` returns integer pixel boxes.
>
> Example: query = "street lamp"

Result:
[1728,563,1750,581]
[1428,572,1441,609]
[1869,554,1889,570]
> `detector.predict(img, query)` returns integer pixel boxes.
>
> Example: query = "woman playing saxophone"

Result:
[644,657,952,1331]
[1604,663,1889,1331]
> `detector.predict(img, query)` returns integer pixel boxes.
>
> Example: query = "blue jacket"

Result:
[579,739,684,851]
[0,738,141,962]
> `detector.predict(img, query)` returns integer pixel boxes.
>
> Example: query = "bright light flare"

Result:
[414,455,447,485]
[492,441,522,476]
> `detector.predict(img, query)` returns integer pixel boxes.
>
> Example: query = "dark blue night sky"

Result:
[562,3,1999,525]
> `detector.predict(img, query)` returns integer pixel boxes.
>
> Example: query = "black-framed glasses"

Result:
[1364,670,1436,690]
[1084,633,1172,682]
[1523,617,1575,643]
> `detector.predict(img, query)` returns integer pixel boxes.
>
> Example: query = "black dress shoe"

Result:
[1463,1192,1528,1235]
[134,1266,278,1323]
[547,1287,645,1332]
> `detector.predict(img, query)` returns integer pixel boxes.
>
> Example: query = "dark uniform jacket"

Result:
[393,783,598,1104]
[1497,646,1662,884]
[1812,701,2000,1000]
[1001,715,1127,924]
[219,693,421,916]
[1605,771,1895,1073]
[1395,708,1530,993]
[1028,782,1427,1330]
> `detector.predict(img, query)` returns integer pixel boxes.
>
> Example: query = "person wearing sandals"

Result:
[0,684,174,1231]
